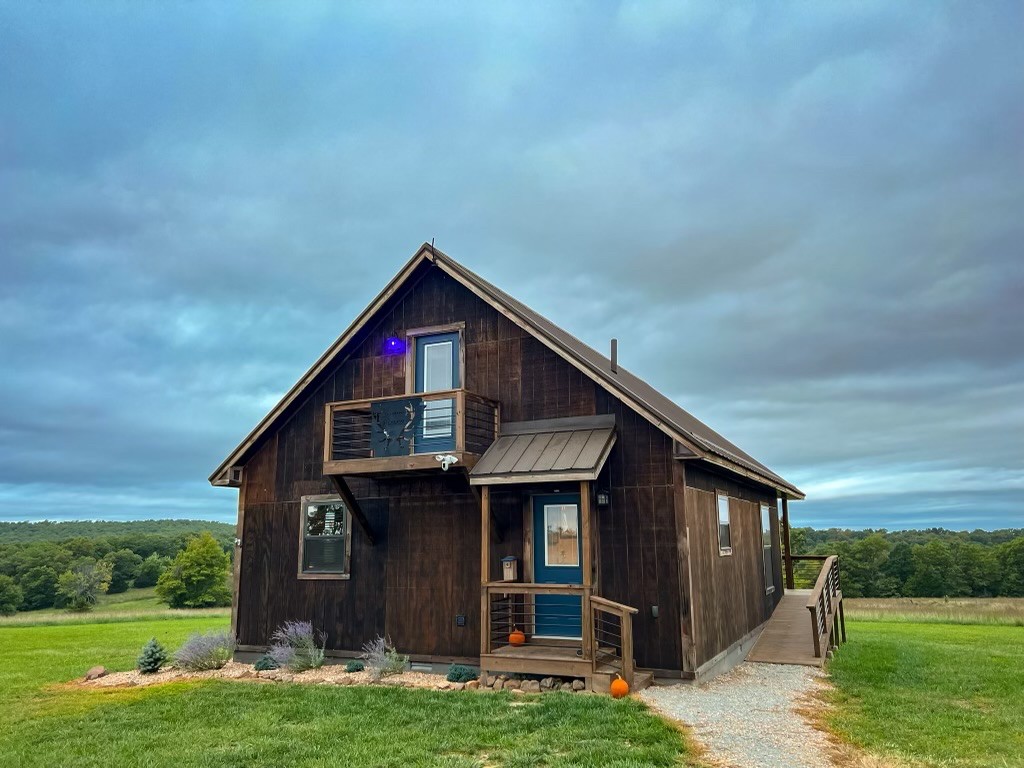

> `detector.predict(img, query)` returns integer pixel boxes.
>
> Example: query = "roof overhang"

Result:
[469,415,616,486]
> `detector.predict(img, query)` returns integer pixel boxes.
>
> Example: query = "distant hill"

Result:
[0,519,235,544]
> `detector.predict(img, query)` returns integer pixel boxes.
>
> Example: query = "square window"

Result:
[299,496,351,578]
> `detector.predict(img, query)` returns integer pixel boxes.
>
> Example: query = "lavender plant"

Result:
[268,620,325,672]
[174,630,234,671]
[360,635,408,681]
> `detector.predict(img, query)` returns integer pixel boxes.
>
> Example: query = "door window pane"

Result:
[422,341,453,391]
[544,504,579,567]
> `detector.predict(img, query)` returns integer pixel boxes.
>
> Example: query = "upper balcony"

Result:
[323,389,499,476]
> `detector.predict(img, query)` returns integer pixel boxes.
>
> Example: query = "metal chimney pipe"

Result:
[610,338,618,373]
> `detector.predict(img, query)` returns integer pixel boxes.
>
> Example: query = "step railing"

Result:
[589,595,638,689]
[806,555,847,658]
[482,583,638,687]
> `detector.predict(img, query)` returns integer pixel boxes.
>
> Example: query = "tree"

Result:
[134,553,171,588]
[155,532,232,609]
[906,540,967,597]
[19,566,59,610]
[55,559,113,612]
[998,537,1024,597]
[0,574,23,616]
[102,549,144,593]
[882,542,915,595]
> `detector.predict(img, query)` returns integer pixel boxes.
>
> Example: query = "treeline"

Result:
[792,527,1024,598]
[0,519,234,544]
[0,520,234,614]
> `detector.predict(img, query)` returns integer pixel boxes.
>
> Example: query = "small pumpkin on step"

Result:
[610,674,629,699]
[509,626,526,647]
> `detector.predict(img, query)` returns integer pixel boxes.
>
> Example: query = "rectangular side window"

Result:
[298,495,351,579]
[717,492,732,555]
[761,503,775,593]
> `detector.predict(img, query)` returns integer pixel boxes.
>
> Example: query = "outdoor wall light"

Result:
[596,489,611,507]
[383,336,406,355]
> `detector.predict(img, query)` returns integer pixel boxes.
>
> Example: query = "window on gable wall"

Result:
[299,495,351,578]
[717,492,732,554]
[761,503,775,593]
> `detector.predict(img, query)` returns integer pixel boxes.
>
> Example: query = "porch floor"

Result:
[481,644,653,691]
[746,590,823,667]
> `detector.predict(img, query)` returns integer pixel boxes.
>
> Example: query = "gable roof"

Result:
[210,243,804,499]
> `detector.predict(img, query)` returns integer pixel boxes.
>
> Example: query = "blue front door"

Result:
[414,332,459,454]
[533,494,583,638]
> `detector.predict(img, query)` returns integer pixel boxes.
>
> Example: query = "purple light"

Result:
[384,336,406,355]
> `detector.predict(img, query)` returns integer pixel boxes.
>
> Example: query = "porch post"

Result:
[480,485,491,658]
[579,481,594,666]
[782,496,794,590]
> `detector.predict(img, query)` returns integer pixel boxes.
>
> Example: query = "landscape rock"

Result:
[572,679,585,691]
[493,679,505,691]
[84,666,107,681]
[466,680,479,690]
[540,677,555,690]
[454,682,466,691]
[521,680,541,693]
[486,675,497,687]
[504,679,521,690]
[436,682,451,690]
[560,682,573,691]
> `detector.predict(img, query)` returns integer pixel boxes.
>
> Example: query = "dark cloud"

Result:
[1,2,1021,529]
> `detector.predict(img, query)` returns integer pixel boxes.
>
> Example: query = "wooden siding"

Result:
[233,262,781,672]
[682,464,783,668]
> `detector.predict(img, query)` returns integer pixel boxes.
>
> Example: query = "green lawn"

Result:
[0,587,231,627]
[827,620,1024,767]
[0,616,695,767]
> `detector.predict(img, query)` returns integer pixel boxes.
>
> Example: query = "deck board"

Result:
[746,589,823,667]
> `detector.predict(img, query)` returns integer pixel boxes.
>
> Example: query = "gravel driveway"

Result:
[640,662,835,768]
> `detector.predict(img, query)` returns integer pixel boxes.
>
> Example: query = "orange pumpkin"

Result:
[610,674,629,699]
[509,627,526,646]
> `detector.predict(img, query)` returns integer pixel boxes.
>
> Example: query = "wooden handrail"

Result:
[483,582,584,594]
[326,388,499,412]
[590,595,639,615]
[806,555,846,658]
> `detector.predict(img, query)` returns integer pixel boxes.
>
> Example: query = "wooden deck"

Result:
[746,589,823,667]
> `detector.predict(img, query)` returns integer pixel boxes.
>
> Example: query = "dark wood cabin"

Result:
[210,243,806,688]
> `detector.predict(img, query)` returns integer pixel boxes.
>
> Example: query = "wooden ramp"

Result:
[746,589,823,667]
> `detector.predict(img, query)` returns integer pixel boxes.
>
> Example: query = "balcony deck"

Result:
[322,388,498,476]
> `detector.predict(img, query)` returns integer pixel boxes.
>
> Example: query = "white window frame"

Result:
[716,492,732,556]
[760,503,775,594]
[297,494,352,580]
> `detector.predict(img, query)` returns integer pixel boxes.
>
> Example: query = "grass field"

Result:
[844,597,1024,626]
[0,613,696,767]
[0,587,232,627]
[827,616,1024,767]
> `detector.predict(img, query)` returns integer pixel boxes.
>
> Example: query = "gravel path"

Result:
[640,662,835,768]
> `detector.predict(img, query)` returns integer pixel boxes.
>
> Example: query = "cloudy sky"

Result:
[1,2,1021,530]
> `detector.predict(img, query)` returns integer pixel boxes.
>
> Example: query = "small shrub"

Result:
[360,635,408,681]
[344,659,365,673]
[268,620,325,672]
[446,664,478,684]
[174,630,234,671]
[253,654,279,672]
[137,638,168,674]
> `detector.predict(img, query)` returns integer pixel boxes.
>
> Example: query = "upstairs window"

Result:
[298,495,351,579]
[717,492,732,555]
[761,503,775,593]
